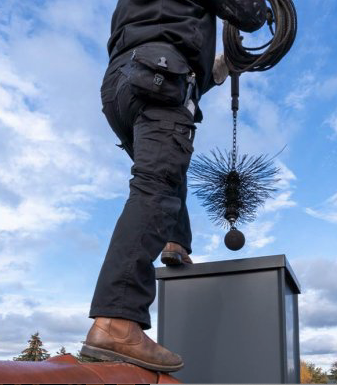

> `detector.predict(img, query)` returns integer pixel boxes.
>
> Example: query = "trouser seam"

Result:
[117,199,164,312]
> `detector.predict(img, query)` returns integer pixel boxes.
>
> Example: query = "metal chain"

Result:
[232,111,237,170]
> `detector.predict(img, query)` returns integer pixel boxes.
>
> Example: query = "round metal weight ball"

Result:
[225,228,245,251]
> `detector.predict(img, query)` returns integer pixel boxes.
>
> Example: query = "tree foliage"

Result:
[301,361,312,384]
[301,361,328,384]
[330,361,337,383]
[56,346,67,355]
[13,332,50,361]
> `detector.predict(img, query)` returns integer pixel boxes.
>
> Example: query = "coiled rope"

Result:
[223,0,297,73]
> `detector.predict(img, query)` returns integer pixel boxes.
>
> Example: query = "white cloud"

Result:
[0,56,38,97]
[299,289,337,329]
[320,76,337,100]
[275,161,297,189]
[0,86,55,142]
[305,193,337,224]
[258,159,297,217]
[244,221,275,249]
[191,254,216,263]
[0,251,34,286]
[36,0,111,46]
[237,80,299,155]
[300,325,337,372]
[0,199,88,233]
[0,39,129,236]
[0,3,130,361]
[264,191,297,212]
[325,112,337,137]
[292,258,337,302]
[204,234,221,253]
[0,306,92,359]
[0,294,40,318]
[285,72,317,110]
[301,329,337,356]
[197,68,299,159]
[292,257,337,371]
[306,207,337,224]
[0,297,159,360]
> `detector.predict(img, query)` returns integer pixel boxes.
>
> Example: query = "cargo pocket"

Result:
[165,123,195,185]
[173,131,194,155]
[127,43,191,106]
[132,115,164,175]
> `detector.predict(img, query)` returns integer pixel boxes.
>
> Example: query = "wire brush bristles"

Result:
[188,149,280,228]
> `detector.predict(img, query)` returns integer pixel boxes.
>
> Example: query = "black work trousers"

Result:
[90,62,196,330]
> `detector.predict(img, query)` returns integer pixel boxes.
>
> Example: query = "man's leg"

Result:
[85,106,194,371]
[89,105,195,329]
[167,175,192,254]
[83,66,195,370]
[161,175,194,265]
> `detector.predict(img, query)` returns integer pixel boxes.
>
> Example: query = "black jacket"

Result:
[107,0,217,96]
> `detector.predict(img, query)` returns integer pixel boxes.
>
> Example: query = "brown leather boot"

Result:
[80,317,184,372]
[161,242,193,266]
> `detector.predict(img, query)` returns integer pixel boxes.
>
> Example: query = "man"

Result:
[81,0,266,373]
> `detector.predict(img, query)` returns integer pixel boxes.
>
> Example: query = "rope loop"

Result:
[223,0,297,73]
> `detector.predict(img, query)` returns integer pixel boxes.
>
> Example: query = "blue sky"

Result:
[0,0,336,372]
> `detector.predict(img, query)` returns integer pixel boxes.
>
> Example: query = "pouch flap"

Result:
[132,44,191,75]
[141,106,195,126]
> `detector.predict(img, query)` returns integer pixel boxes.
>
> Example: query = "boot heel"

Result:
[161,252,182,266]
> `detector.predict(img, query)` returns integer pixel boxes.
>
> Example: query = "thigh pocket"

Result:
[133,118,163,174]
[165,124,195,185]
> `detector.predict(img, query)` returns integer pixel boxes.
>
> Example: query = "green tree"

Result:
[56,346,67,355]
[330,361,337,383]
[307,362,328,384]
[14,332,50,361]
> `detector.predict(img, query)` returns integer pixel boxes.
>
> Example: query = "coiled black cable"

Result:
[223,0,297,73]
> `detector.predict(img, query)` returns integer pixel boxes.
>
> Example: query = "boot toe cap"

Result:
[157,348,183,367]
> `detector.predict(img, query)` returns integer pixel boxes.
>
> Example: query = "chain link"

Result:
[232,111,237,170]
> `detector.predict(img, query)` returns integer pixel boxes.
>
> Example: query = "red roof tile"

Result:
[0,354,181,384]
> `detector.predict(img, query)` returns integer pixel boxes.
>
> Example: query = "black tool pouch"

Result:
[126,44,192,106]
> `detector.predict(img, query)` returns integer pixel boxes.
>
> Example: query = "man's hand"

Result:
[213,54,229,85]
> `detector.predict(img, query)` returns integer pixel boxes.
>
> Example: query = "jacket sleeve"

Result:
[202,0,267,33]
[203,75,217,94]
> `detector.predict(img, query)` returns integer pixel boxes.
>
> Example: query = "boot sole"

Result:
[80,344,184,373]
[161,252,183,266]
